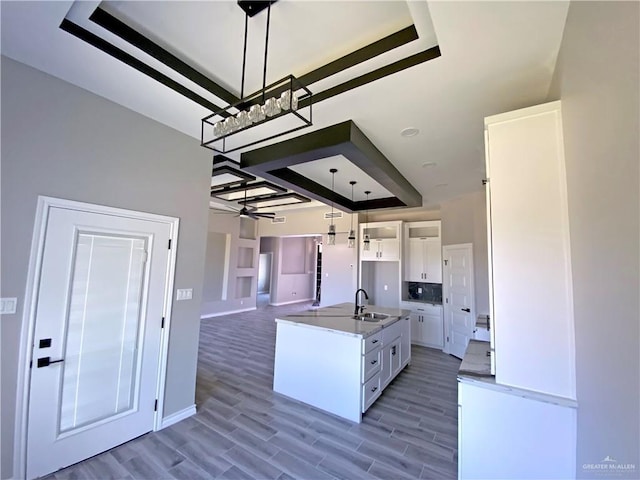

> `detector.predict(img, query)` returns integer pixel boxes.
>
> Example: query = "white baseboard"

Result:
[201,306,256,319]
[160,404,196,429]
[270,298,314,306]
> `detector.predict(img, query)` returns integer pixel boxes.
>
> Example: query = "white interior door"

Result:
[443,244,475,359]
[26,205,172,479]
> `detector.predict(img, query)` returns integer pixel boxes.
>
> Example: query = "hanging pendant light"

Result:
[347,181,357,248]
[363,190,371,251]
[327,168,338,246]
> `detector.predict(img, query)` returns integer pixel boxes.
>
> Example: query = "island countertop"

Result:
[275,302,411,338]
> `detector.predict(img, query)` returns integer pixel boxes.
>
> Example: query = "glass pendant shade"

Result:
[327,224,336,246]
[347,230,356,248]
[363,233,371,251]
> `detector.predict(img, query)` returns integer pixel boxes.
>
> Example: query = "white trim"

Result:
[200,306,256,319]
[270,298,314,306]
[159,405,196,429]
[14,196,179,480]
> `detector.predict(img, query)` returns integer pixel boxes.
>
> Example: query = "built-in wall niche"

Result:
[203,232,231,302]
[237,247,254,268]
[239,217,256,240]
[235,276,252,299]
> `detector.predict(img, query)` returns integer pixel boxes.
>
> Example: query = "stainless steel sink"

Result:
[352,312,390,322]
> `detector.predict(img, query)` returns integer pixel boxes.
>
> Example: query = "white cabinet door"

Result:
[400,317,411,367]
[485,101,575,399]
[406,239,425,281]
[410,311,423,344]
[425,238,442,283]
[361,243,378,261]
[378,238,399,261]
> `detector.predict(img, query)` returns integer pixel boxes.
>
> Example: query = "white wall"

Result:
[547,2,639,476]
[0,57,211,479]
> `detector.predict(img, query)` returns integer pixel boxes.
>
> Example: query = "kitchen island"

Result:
[273,302,411,423]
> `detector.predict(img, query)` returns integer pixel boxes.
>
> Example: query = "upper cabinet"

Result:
[404,221,442,283]
[360,221,402,261]
[485,101,575,400]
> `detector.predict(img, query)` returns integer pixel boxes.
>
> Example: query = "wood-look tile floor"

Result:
[44,301,461,480]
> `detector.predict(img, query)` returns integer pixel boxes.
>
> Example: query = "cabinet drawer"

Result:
[362,348,381,382]
[362,332,382,354]
[362,372,381,412]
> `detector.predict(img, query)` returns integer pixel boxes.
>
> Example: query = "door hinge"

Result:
[444,259,448,266]
[168,239,172,249]
[154,399,158,412]
[161,317,165,329]
[482,178,489,185]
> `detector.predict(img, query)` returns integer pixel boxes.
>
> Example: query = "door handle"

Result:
[461,308,471,312]
[37,357,64,368]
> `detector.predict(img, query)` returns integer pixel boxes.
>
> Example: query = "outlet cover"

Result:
[0,298,17,314]
[176,289,193,301]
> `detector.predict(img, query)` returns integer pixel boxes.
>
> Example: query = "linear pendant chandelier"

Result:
[201,1,313,154]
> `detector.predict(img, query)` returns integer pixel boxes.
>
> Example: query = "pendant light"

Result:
[347,181,357,248]
[327,168,337,246]
[363,190,371,251]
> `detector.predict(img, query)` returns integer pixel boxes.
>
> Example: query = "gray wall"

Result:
[440,190,490,315]
[547,2,639,476]
[1,57,211,479]
[201,211,259,317]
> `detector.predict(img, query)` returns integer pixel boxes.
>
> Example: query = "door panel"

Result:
[443,244,475,358]
[27,206,171,479]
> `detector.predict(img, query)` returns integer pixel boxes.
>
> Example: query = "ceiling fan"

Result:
[209,183,276,220]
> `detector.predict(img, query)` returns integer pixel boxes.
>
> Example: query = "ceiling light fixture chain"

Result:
[327,168,338,246]
[348,181,357,248]
[363,190,371,251]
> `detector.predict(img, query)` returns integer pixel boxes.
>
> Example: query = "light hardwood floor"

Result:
[44,301,460,479]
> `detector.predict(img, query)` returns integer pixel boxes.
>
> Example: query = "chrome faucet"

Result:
[354,288,369,315]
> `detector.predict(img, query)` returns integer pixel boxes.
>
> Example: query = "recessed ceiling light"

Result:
[422,161,437,168]
[400,127,420,138]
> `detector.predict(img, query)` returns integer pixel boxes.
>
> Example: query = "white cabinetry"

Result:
[273,315,411,423]
[458,380,576,480]
[407,303,443,348]
[404,221,442,283]
[485,101,575,399]
[360,221,401,261]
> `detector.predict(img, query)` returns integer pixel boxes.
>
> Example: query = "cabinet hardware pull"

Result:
[371,386,378,393]
[370,360,377,365]
[461,308,471,312]
[391,346,397,355]
[372,339,379,344]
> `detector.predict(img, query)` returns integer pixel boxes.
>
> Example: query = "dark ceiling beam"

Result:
[89,7,240,105]
[240,121,422,213]
[297,26,419,87]
[299,46,441,107]
[59,19,230,116]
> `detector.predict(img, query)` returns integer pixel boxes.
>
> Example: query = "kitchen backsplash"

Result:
[403,282,442,304]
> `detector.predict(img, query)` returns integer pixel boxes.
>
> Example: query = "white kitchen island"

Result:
[273,303,411,423]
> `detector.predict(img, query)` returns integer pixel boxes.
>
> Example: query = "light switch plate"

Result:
[176,289,193,301]
[0,298,17,314]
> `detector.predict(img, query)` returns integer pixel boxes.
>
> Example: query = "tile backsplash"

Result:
[403,282,442,304]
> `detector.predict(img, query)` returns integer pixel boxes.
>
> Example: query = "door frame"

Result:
[442,243,475,356]
[14,196,179,479]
